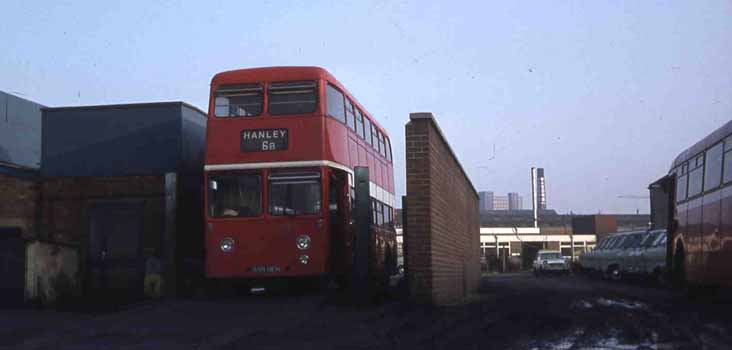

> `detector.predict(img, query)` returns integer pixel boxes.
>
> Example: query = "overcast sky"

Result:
[2,1,730,214]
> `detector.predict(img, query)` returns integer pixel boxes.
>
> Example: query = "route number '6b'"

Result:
[262,141,276,151]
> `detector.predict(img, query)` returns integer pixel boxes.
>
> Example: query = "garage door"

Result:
[88,202,144,304]
[0,227,25,307]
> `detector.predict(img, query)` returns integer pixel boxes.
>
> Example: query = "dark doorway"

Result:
[0,227,24,307]
[522,242,544,270]
[328,169,351,283]
[88,202,144,304]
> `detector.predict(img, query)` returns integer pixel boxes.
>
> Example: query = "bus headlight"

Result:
[299,254,309,265]
[296,235,311,250]
[220,238,235,253]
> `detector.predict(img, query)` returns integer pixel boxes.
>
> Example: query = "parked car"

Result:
[579,229,667,282]
[533,250,570,276]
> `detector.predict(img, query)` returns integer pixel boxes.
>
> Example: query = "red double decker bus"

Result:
[203,67,397,287]
[659,120,732,289]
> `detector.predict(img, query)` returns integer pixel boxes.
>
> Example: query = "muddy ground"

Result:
[1,273,731,350]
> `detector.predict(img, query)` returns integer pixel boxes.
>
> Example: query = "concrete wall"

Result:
[25,241,80,304]
[404,112,481,305]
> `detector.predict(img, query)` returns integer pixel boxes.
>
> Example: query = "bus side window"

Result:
[377,202,384,226]
[378,132,386,158]
[703,142,723,191]
[326,84,346,124]
[345,99,356,131]
[364,117,373,146]
[676,164,688,202]
[371,200,377,225]
[385,137,392,162]
[356,109,365,139]
[372,124,380,152]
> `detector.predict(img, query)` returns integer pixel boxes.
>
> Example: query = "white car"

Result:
[533,250,570,275]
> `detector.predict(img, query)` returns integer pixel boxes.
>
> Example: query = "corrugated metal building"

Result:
[39,102,206,303]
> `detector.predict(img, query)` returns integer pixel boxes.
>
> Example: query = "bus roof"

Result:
[671,120,732,170]
[211,66,389,136]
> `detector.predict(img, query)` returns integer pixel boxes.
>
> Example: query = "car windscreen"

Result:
[541,253,562,260]
[621,233,643,249]
[654,233,667,247]
[608,236,626,249]
[214,84,263,117]
[268,172,321,215]
[208,173,262,217]
[268,81,317,115]
[640,231,660,247]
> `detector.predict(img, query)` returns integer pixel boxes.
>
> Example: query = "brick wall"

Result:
[0,173,39,237]
[405,112,480,305]
[40,176,165,244]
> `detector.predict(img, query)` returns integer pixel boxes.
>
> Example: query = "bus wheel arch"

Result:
[672,242,686,289]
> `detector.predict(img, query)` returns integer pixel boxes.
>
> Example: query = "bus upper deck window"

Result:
[269,81,317,115]
[214,84,263,117]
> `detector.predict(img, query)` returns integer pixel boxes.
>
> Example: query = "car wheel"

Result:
[609,266,622,281]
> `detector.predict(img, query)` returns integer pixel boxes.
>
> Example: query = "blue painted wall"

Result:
[0,91,45,169]
[41,103,206,177]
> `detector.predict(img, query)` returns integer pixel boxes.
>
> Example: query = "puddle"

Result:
[595,298,647,310]
[571,299,594,310]
[525,328,670,350]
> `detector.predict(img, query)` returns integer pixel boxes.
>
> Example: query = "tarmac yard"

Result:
[1,273,731,350]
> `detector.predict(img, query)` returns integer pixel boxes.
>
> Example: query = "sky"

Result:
[2,0,731,214]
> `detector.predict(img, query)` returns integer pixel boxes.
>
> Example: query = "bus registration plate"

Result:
[241,128,288,152]
[249,265,281,273]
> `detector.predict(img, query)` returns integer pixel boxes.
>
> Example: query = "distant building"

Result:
[493,195,509,210]
[479,191,494,210]
[508,192,522,210]
[479,191,523,211]
[536,168,547,210]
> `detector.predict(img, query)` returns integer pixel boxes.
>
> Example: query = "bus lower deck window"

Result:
[268,172,322,215]
[208,174,262,217]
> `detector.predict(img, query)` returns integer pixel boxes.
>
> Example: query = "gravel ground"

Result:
[2,273,731,350]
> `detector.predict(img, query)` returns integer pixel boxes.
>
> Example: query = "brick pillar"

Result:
[404,112,480,305]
